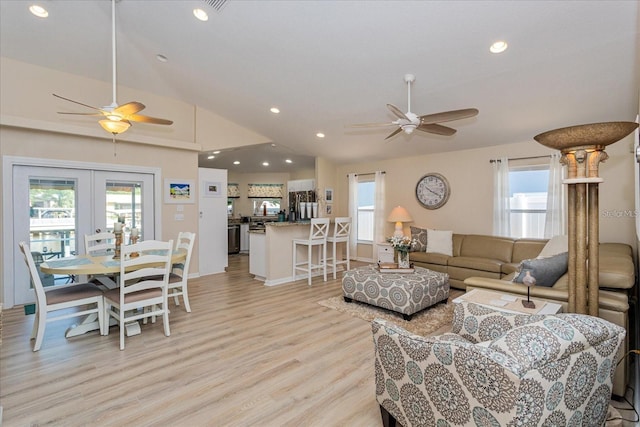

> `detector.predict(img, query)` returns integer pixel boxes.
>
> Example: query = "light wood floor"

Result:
[0,256,390,427]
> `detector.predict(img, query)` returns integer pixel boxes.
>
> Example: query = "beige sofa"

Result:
[409,233,635,397]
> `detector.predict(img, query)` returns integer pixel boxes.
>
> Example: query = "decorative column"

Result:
[534,122,638,316]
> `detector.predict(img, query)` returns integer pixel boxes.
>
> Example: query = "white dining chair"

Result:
[168,232,196,312]
[326,217,352,279]
[19,242,105,351]
[292,218,330,286]
[102,239,173,350]
[84,231,117,288]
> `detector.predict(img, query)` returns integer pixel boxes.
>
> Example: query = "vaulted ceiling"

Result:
[1,1,638,172]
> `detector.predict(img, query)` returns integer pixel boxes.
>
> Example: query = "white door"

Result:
[13,166,92,304]
[198,168,228,276]
[12,166,157,305]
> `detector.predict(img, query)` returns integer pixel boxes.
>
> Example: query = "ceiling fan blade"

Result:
[384,127,403,140]
[348,122,396,128]
[53,93,102,112]
[57,112,105,117]
[114,101,146,116]
[387,104,409,121]
[417,123,457,136]
[419,108,479,124]
[127,114,173,125]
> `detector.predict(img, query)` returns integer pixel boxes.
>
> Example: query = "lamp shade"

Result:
[387,206,413,223]
[99,119,131,135]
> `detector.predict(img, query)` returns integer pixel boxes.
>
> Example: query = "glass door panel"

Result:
[13,166,91,304]
[94,171,155,241]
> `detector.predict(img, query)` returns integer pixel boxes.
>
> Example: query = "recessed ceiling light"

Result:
[29,5,48,18]
[156,54,168,63]
[207,155,215,160]
[270,107,280,114]
[490,40,508,54]
[262,162,269,166]
[213,150,220,154]
[316,132,325,138]
[193,8,209,21]
[285,159,293,164]
[233,161,240,165]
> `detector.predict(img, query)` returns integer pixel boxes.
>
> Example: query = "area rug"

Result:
[318,290,463,337]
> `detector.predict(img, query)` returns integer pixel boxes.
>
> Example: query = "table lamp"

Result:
[387,206,413,238]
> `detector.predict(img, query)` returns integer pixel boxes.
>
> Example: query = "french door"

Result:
[12,165,155,305]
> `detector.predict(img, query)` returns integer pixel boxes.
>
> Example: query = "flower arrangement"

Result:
[386,235,416,253]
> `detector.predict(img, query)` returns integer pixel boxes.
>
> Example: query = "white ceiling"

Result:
[1,0,639,172]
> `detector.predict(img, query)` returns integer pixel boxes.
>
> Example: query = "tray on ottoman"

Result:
[342,265,450,320]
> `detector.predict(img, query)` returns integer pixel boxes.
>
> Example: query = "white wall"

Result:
[198,168,228,276]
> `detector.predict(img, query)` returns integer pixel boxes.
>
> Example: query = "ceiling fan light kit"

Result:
[351,73,478,140]
[99,119,131,135]
[53,0,173,136]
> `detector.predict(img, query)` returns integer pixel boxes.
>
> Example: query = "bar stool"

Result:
[292,218,330,286]
[326,217,351,279]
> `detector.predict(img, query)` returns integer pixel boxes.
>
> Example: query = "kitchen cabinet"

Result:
[249,231,266,280]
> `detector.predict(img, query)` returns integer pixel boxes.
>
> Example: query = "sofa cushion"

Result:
[513,252,568,287]
[409,226,428,252]
[459,235,514,263]
[409,250,450,266]
[426,229,453,256]
[501,262,520,276]
[449,256,503,274]
[512,239,547,263]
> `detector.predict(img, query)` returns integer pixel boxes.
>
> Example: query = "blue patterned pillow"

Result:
[513,252,568,287]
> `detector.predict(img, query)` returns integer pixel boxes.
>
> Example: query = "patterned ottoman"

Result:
[342,265,449,320]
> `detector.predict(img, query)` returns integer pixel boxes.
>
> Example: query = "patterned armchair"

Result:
[372,301,625,426]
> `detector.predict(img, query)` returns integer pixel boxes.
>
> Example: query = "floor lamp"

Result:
[534,121,638,315]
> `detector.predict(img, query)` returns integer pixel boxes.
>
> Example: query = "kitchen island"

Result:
[249,221,337,286]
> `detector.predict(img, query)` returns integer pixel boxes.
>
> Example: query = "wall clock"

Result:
[415,173,450,209]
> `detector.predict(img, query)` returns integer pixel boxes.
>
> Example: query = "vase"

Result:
[312,202,318,218]
[397,250,410,268]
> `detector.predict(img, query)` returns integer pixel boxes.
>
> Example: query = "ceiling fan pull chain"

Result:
[113,134,117,157]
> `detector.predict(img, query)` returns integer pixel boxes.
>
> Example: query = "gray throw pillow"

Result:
[513,252,568,287]
[410,226,428,252]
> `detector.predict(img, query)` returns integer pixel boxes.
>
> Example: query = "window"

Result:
[252,199,281,216]
[357,180,375,241]
[509,166,549,238]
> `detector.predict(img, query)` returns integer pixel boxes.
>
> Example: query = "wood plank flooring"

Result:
[0,255,389,427]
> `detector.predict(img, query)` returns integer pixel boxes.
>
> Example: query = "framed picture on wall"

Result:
[325,188,333,203]
[164,179,195,204]
[203,181,222,197]
[326,204,333,215]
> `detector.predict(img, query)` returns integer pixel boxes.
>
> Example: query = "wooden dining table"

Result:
[40,249,187,338]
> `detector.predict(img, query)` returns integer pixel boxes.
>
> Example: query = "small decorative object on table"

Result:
[521,270,536,308]
[129,228,139,258]
[113,222,123,259]
[386,235,416,269]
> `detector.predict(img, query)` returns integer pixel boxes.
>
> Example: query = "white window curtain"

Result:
[373,171,386,245]
[544,153,566,238]
[492,158,511,236]
[348,173,358,258]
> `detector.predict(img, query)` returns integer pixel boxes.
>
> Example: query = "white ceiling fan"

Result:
[53,0,172,135]
[351,74,478,140]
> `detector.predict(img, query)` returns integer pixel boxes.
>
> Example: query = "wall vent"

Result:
[202,0,228,12]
